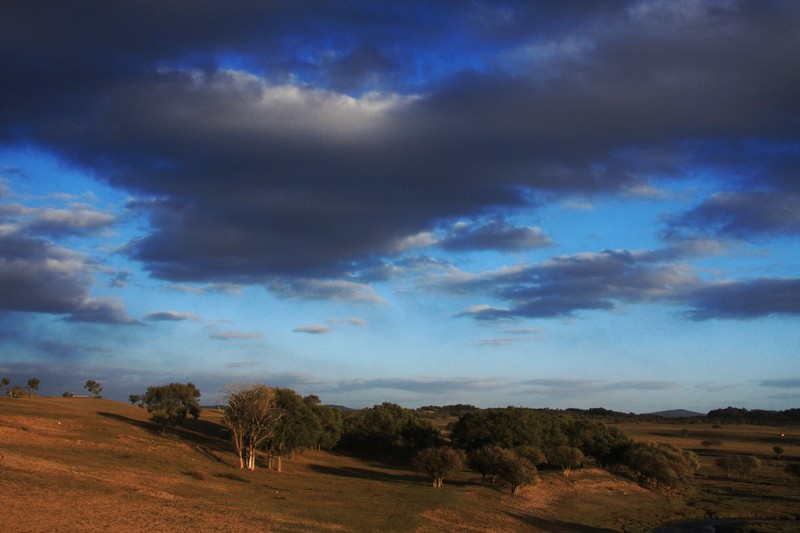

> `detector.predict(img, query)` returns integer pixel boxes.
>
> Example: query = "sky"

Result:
[1,1,799,413]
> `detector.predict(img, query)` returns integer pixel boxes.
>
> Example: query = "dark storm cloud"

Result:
[665,191,800,240]
[0,233,136,324]
[438,219,554,251]
[144,311,199,322]
[2,1,799,285]
[448,248,700,319]
[448,245,800,321]
[0,187,135,324]
[36,340,113,360]
[685,278,800,320]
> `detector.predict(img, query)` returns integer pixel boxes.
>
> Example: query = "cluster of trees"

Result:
[447,407,698,493]
[339,402,439,457]
[450,407,632,469]
[1,377,40,398]
[130,382,202,435]
[624,442,700,493]
[0,376,106,399]
[465,445,540,493]
[26,378,704,495]
[217,385,344,471]
[708,406,800,426]
[715,454,761,479]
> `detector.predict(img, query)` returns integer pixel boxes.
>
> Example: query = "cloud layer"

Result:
[2,1,798,289]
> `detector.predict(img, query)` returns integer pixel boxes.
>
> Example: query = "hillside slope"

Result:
[1,397,698,532]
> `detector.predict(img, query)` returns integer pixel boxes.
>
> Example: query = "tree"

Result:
[624,442,697,493]
[84,380,103,398]
[309,402,344,451]
[468,446,506,485]
[262,388,318,472]
[715,455,761,480]
[0,376,9,394]
[513,445,546,466]
[547,445,585,476]
[140,382,201,436]
[412,447,466,488]
[773,445,784,458]
[8,385,26,398]
[340,403,440,457]
[128,394,143,406]
[497,449,538,495]
[26,378,40,396]
[220,384,283,470]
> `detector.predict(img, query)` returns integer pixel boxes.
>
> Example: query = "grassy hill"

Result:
[1,397,798,532]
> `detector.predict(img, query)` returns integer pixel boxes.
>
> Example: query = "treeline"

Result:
[707,406,800,426]
[335,404,698,494]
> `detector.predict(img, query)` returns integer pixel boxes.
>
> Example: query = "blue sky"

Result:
[1,1,799,412]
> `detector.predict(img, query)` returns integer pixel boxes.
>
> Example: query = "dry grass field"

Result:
[1,397,799,532]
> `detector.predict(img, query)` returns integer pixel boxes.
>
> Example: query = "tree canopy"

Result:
[340,402,440,457]
[140,382,201,435]
[412,447,466,488]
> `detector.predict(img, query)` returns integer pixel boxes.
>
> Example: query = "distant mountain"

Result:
[649,409,704,418]
[327,404,356,412]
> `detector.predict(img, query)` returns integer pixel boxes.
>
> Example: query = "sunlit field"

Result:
[2,397,799,532]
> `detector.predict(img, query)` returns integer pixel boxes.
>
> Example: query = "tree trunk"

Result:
[275,455,282,472]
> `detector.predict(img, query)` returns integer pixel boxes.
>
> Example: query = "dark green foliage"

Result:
[340,402,440,457]
[496,448,538,495]
[128,394,143,406]
[412,447,466,488]
[772,445,784,458]
[468,445,540,493]
[566,418,632,468]
[468,445,507,485]
[715,454,761,479]
[84,379,103,398]
[262,389,318,470]
[305,397,344,451]
[26,378,40,395]
[513,445,545,465]
[451,407,629,471]
[707,406,800,425]
[624,442,697,493]
[547,445,585,476]
[450,407,567,451]
[140,382,201,435]
[62,391,75,397]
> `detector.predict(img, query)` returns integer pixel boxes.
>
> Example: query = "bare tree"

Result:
[220,384,284,471]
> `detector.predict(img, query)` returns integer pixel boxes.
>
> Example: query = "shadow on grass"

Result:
[308,463,473,487]
[97,411,230,464]
[506,512,618,532]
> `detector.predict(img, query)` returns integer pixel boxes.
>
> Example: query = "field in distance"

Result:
[1,396,799,532]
